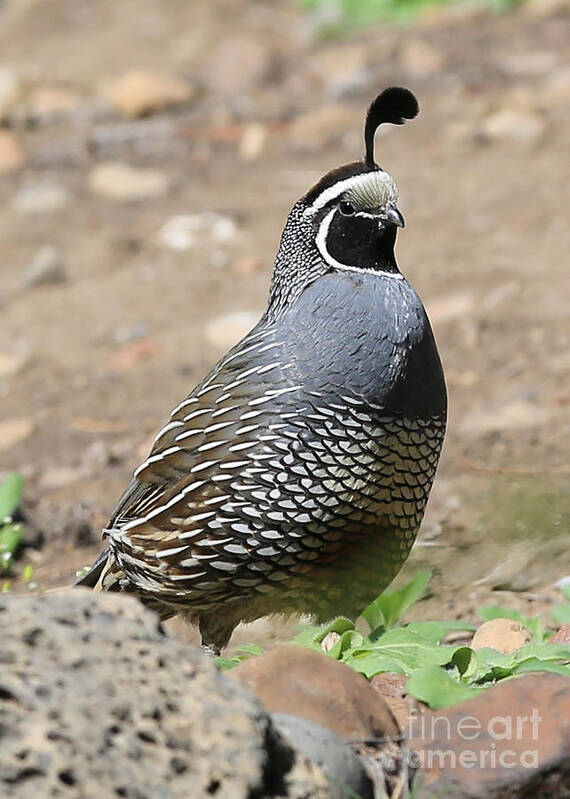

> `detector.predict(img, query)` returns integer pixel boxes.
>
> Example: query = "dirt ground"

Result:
[1,0,568,649]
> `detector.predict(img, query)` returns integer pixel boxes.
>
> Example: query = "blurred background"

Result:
[0,0,568,648]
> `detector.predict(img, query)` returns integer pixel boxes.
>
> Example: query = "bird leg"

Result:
[199,612,236,657]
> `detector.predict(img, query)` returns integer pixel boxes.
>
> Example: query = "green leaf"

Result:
[361,571,432,631]
[216,657,239,671]
[0,523,23,572]
[327,630,364,660]
[513,642,570,663]
[234,644,265,657]
[407,666,485,709]
[341,650,406,678]
[214,644,265,671]
[511,659,570,677]
[292,617,354,649]
[551,604,570,626]
[452,647,478,679]
[462,647,516,684]
[344,626,454,677]
[479,605,545,640]
[0,473,24,520]
[405,620,476,643]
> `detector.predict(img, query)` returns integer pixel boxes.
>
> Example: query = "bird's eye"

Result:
[339,200,356,216]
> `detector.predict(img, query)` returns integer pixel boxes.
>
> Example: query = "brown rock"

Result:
[371,672,421,732]
[0,129,25,172]
[102,69,195,118]
[231,645,399,739]
[409,674,570,798]
[471,619,531,654]
[549,625,570,645]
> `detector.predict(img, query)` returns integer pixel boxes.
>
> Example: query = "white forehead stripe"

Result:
[305,170,398,215]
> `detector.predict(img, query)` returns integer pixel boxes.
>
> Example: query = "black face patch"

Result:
[324,209,398,273]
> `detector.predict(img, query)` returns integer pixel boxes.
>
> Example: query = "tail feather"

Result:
[75,548,124,592]
[75,548,176,622]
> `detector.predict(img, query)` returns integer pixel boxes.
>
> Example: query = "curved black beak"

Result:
[382,201,405,228]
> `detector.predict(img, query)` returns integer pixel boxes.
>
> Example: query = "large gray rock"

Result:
[0,590,330,799]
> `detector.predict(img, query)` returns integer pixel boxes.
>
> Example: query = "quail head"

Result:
[78,87,447,654]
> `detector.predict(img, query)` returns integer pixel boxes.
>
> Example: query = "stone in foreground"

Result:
[0,590,329,799]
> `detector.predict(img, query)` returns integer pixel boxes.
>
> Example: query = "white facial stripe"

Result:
[304,170,398,215]
[315,208,403,279]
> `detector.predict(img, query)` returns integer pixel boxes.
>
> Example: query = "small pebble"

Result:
[239,123,268,161]
[0,418,35,451]
[102,69,195,118]
[471,619,531,654]
[88,162,170,201]
[158,213,239,252]
[12,182,71,213]
[113,323,150,345]
[24,246,67,287]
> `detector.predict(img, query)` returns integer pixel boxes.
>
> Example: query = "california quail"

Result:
[77,87,447,654]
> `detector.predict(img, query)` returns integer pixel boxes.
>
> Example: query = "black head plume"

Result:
[364,87,419,169]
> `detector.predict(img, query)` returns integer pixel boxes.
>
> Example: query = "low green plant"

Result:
[218,572,570,709]
[217,644,266,671]
[0,472,24,576]
[298,0,526,32]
